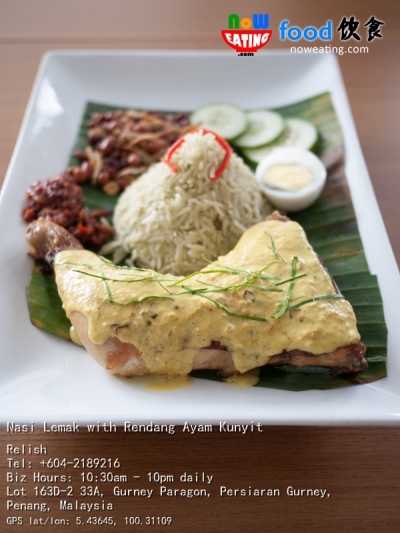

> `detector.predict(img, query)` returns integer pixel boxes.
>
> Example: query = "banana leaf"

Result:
[26,93,388,390]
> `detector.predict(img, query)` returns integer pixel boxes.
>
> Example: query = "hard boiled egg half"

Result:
[255,147,327,212]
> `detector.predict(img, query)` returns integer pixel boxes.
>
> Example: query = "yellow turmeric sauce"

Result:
[56,219,360,376]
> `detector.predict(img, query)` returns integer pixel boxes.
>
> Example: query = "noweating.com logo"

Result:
[279,20,332,41]
[221,14,272,54]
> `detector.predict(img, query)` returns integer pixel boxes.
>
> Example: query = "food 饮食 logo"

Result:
[221,14,272,54]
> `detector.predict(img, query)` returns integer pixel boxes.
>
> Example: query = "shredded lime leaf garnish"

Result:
[272,273,306,287]
[197,280,284,293]
[286,293,343,312]
[193,292,268,322]
[71,269,171,284]
[169,268,242,286]
[201,253,213,264]
[266,232,287,263]
[69,235,340,322]
[103,280,174,305]
[272,256,298,319]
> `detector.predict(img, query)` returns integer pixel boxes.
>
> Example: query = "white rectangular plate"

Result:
[1,50,399,425]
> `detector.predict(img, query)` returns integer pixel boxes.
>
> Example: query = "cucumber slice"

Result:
[190,103,247,141]
[285,118,318,150]
[233,110,285,149]
[242,117,318,164]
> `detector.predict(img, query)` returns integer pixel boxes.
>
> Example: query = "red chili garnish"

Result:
[161,128,232,181]
[75,224,91,237]
[161,136,185,173]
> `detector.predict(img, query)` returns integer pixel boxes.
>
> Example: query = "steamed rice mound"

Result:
[104,130,272,275]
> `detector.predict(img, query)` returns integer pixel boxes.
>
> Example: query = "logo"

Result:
[221,14,272,53]
[279,20,333,41]
[278,16,384,43]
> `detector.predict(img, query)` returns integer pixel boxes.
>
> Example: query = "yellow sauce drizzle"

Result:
[145,375,194,391]
[225,368,260,387]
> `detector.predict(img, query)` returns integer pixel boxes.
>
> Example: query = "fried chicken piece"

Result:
[26,218,367,378]
[26,218,83,266]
